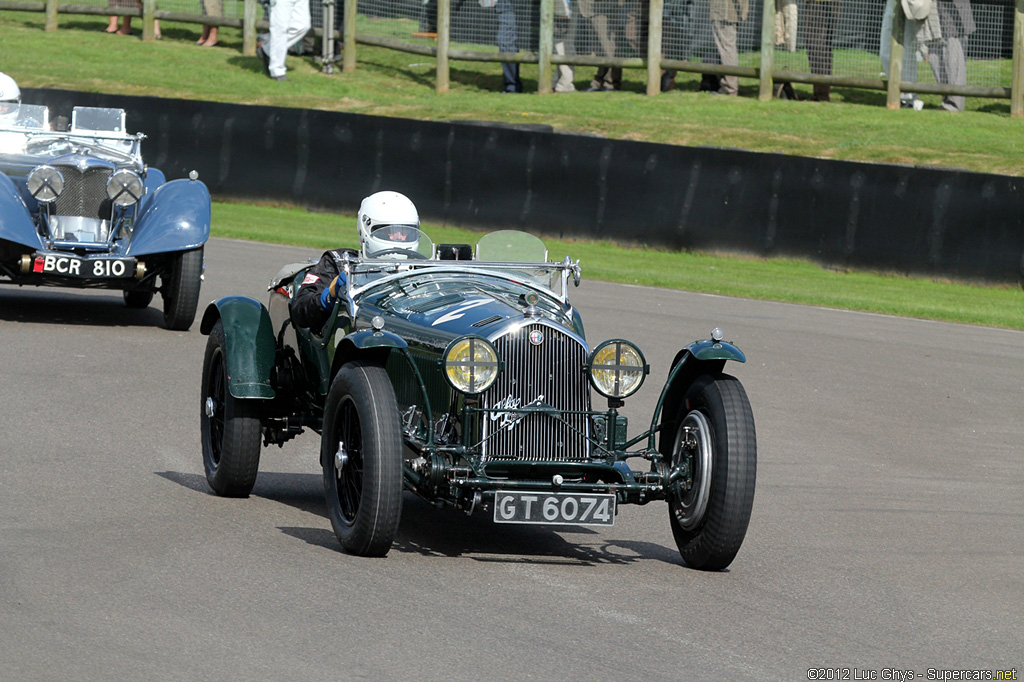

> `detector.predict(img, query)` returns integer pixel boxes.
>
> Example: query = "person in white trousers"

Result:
[258,0,311,81]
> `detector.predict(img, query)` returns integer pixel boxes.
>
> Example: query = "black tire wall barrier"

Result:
[26,88,1024,284]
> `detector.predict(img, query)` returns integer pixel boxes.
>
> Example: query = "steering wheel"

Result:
[369,248,427,259]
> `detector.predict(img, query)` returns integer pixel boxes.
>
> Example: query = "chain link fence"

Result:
[6,0,1023,109]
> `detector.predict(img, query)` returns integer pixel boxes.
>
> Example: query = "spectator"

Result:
[927,0,975,112]
[418,0,437,35]
[879,0,935,109]
[197,0,222,46]
[257,0,311,81]
[579,0,621,91]
[709,0,747,95]
[493,0,524,93]
[805,0,840,101]
[659,0,694,91]
[105,0,162,38]
[774,0,797,52]
[552,0,577,92]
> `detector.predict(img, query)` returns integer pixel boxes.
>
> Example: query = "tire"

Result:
[123,289,153,309]
[666,373,756,571]
[162,247,203,331]
[322,361,403,557]
[201,319,262,497]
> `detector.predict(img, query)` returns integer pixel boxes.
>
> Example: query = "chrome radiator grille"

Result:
[480,323,591,462]
[53,165,111,219]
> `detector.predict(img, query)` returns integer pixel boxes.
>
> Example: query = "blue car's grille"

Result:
[53,164,111,220]
[480,323,591,462]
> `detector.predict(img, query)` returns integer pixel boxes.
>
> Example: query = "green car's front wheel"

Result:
[667,373,756,571]
[322,361,403,557]
[200,319,262,497]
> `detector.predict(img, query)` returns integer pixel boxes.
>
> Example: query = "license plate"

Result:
[32,253,134,279]
[493,491,616,526]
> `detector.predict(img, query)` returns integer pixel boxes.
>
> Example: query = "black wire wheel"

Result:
[322,360,403,557]
[200,319,262,497]
[666,373,756,571]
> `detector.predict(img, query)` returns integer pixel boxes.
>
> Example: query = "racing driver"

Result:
[290,190,421,331]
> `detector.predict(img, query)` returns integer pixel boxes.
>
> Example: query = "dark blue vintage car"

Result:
[199,230,757,570]
[0,104,210,330]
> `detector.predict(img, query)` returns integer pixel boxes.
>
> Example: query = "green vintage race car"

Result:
[199,229,756,570]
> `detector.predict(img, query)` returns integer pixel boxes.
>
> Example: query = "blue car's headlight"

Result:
[444,336,500,394]
[27,165,64,204]
[106,169,144,207]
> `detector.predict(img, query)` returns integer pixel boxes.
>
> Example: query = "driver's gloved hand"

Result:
[319,275,340,309]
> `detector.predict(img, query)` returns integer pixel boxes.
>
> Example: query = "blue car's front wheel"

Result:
[162,247,203,331]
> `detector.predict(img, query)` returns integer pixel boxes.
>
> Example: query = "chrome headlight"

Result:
[588,340,648,399]
[106,169,144,207]
[27,165,64,203]
[444,336,500,394]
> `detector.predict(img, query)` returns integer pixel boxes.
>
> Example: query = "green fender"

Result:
[345,329,409,351]
[648,338,747,451]
[200,296,277,399]
[329,328,409,385]
[686,338,746,364]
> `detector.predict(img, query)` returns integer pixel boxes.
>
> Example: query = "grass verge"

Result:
[213,200,1024,331]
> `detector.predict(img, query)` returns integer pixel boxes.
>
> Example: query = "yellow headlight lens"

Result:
[589,340,647,399]
[444,337,499,394]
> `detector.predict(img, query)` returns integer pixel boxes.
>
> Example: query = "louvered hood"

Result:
[376,283,576,338]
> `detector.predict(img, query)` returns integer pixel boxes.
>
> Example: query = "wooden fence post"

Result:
[436,0,450,92]
[539,0,553,94]
[141,0,156,41]
[758,0,775,100]
[886,0,905,110]
[646,0,663,96]
[44,0,58,32]
[342,0,357,71]
[1012,0,1024,117]
[243,0,257,56]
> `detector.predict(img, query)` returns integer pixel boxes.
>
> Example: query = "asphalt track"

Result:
[1,237,1021,682]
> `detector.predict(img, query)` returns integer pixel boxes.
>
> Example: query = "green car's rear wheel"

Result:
[322,361,403,557]
[667,373,756,571]
[201,319,262,497]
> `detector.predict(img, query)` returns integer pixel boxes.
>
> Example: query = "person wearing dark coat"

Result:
[290,249,354,332]
[927,0,975,111]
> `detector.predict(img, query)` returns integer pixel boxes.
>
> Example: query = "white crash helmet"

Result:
[357,191,421,258]
[0,72,20,118]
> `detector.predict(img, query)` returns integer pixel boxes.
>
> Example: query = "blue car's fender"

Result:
[138,167,166,213]
[127,176,210,256]
[0,172,42,250]
[200,296,277,400]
